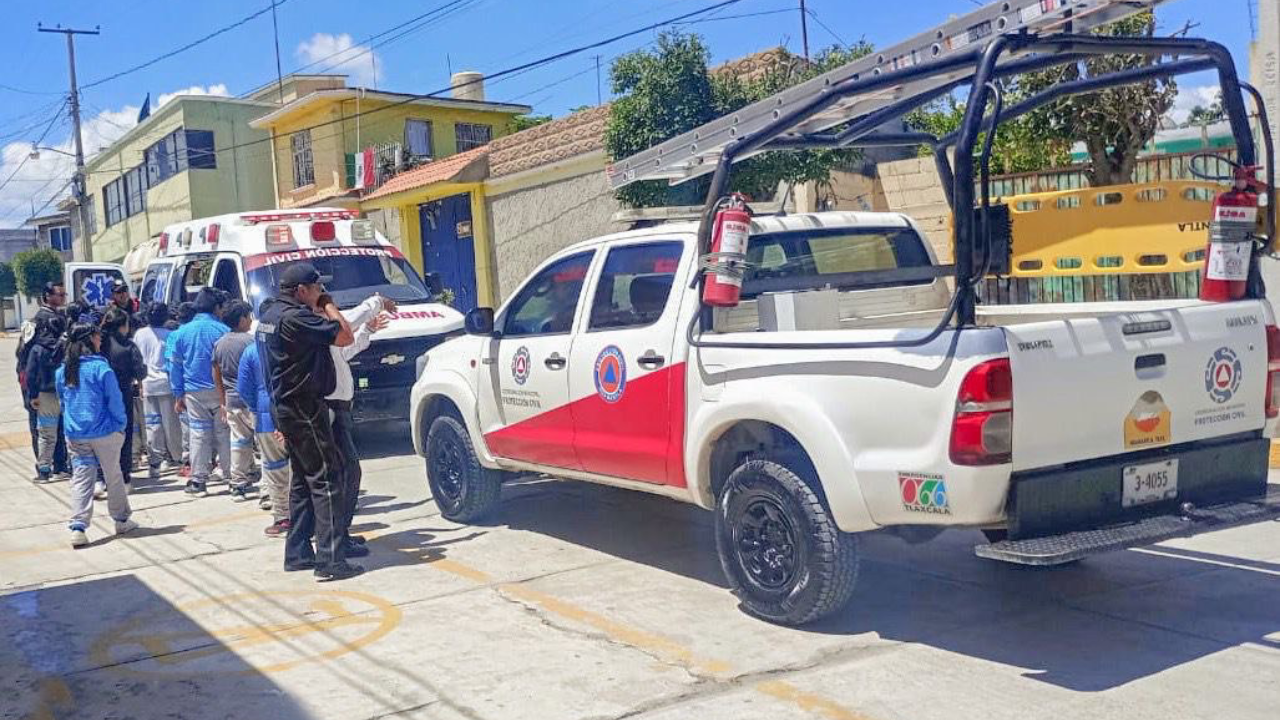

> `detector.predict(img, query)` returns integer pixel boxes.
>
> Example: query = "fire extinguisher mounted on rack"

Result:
[1199,161,1270,302]
[700,193,753,307]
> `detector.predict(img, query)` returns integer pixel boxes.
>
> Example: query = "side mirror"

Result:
[424,271,444,297]
[464,307,496,335]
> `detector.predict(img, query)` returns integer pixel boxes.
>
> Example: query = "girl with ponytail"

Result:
[57,323,140,547]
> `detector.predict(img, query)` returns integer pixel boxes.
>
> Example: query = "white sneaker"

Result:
[70,529,88,547]
[93,486,108,501]
[114,519,139,535]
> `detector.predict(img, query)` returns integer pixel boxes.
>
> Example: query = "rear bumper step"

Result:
[975,485,1280,566]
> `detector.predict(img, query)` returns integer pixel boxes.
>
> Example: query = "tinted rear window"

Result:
[742,226,932,298]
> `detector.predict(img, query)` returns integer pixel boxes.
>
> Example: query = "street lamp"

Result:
[29,145,77,160]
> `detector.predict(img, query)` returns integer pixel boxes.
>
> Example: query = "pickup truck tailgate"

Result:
[1004,301,1271,471]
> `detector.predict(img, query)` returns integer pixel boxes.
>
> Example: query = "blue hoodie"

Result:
[236,343,275,434]
[169,313,229,398]
[56,355,127,440]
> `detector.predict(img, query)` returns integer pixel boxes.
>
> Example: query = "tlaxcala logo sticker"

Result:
[899,472,950,515]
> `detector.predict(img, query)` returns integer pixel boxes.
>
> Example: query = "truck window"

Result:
[177,257,215,304]
[502,251,594,337]
[140,264,172,304]
[212,258,243,300]
[742,226,931,298]
[588,242,682,330]
[71,267,128,307]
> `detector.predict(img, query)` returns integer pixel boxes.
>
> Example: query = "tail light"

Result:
[950,358,1013,465]
[1266,325,1280,419]
[158,232,169,254]
[311,221,337,243]
[266,224,295,247]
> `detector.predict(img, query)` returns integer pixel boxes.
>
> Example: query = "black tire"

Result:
[425,415,502,522]
[981,529,1008,543]
[714,459,859,626]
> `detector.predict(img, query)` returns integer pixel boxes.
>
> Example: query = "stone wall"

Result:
[486,170,622,302]
[876,156,952,261]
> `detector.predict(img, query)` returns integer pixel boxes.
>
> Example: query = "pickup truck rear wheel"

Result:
[425,415,502,523]
[715,459,859,626]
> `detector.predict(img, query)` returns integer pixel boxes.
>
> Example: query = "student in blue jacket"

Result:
[238,342,291,538]
[56,322,140,548]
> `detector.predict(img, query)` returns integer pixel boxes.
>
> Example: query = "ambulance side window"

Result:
[502,251,594,338]
[177,258,214,304]
[212,258,243,300]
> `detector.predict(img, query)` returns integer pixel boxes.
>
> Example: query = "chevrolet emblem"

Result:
[380,353,406,366]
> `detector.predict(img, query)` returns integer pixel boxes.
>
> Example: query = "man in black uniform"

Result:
[256,263,361,581]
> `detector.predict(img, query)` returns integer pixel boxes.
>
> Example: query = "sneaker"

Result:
[229,484,253,502]
[343,540,370,558]
[33,468,53,484]
[314,563,365,582]
[93,485,108,501]
[148,465,162,480]
[284,557,315,572]
[258,496,273,511]
[70,529,88,548]
[263,519,290,538]
[184,481,208,498]
[348,534,367,545]
[54,472,72,482]
[161,461,182,473]
[114,519,139,535]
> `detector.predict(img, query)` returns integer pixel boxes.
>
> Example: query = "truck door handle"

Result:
[638,351,665,369]
[544,353,567,370]
[1135,353,1165,371]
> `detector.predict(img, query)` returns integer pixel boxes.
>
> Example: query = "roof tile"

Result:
[362,146,490,201]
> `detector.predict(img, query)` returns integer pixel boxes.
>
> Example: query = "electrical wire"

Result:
[804,8,853,49]
[293,0,484,79]
[0,105,70,197]
[81,0,291,90]
[673,8,797,25]
[0,83,63,96]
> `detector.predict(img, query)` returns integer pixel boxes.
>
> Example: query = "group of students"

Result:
[17,268,392,581]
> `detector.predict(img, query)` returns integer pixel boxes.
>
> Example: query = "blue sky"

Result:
[0,0,1261,226]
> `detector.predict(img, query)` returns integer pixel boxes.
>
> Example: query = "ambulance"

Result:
[133,208,463,422]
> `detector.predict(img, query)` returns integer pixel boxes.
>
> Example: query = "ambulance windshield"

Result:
[247,253,432,311]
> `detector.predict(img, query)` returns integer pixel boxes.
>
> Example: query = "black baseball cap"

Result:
[278,262,332,289]
[111,279,129,294]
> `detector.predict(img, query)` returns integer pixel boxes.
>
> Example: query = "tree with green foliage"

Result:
[512,114,553,132]
[907,11,1174,187]
[11,248,63,299]
[605,32,872,208]
[1186,92,1225,126]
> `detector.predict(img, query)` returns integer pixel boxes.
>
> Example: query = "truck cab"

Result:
[145,208,463,422]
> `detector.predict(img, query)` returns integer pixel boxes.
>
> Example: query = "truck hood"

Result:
[372,302,464,340]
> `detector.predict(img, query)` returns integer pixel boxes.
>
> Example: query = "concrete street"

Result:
[1,334,1278,720]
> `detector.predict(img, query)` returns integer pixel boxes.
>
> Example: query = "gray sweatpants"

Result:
[68,433,131,529]
[227,407,257,487]
[186,389,231,486]
[258,430,290,522]
[35,391,60,471]
[143,393,182,467]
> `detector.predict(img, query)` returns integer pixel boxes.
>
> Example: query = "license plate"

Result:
[1121,459,1179,508]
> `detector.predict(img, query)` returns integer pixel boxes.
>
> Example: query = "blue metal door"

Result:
[418,193,478,311]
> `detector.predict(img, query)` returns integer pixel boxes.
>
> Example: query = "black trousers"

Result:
[277,398,347,571]
[119,395,135,483]
[327,400,362,539]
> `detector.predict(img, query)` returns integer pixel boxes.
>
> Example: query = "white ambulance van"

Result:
[135,208,463,422]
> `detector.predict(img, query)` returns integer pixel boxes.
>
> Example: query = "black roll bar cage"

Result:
[689,33,1272,350]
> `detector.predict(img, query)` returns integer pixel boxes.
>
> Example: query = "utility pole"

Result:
[799,0,810,61]
[594,55,602,105]
[38,23,99,262]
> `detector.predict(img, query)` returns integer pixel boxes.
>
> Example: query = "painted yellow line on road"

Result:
[417,553,869,720]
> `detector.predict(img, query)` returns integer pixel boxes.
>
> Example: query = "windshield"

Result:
[246,253,432,311]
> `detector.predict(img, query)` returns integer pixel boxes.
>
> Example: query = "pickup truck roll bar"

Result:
[677,34,1265,349]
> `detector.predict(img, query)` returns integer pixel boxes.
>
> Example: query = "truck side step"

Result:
[974,485,1280,566]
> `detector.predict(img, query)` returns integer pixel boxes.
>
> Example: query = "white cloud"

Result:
[0,84,228,227]
[156,84,230,109]
[296,33,383,87]
[1169,84,1221,125]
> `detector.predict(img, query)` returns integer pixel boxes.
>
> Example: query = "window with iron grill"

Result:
[454,122,491,152]
[291,130,315,188]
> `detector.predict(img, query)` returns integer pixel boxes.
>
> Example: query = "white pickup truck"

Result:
[410,211,1280,625]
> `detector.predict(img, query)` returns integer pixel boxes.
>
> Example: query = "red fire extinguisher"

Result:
[1200,166,1262,302]
[701,194,752,307]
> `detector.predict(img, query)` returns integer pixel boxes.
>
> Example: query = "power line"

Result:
[0,83,63,96]
[0,97,69,143]
[804,8,852,49]
[193,0,748,160]
[0,105,70,198]
[672,8,798,25]
[289,0,476,77]
[302,0,486,80]
[81,0,290,90]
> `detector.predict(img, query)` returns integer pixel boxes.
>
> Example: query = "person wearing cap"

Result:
[257,263,360,581]
[170,288,232,497]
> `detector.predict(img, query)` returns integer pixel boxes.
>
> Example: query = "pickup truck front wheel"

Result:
[715,459,859,626]
[425,415,502,523]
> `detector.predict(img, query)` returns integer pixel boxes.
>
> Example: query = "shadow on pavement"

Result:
[364,527,487,569]
[481,476,1280,692]
[0,575,316,719]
